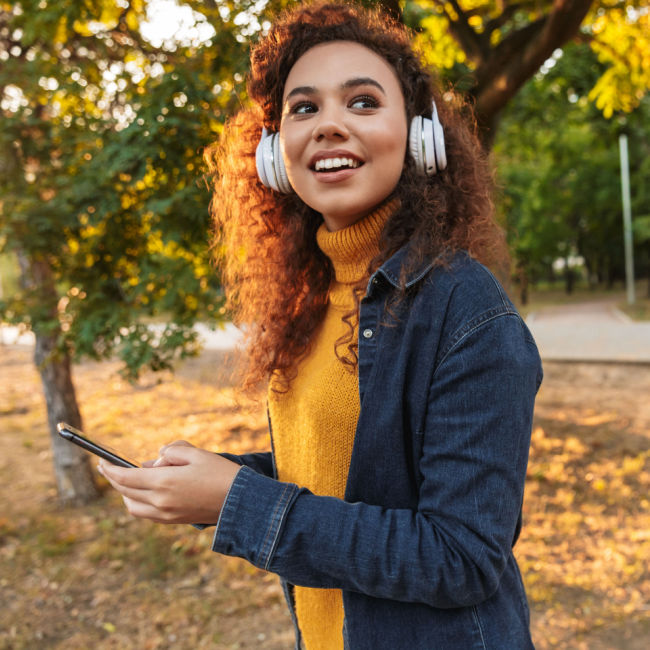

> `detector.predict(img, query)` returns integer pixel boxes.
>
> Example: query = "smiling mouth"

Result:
[312,157,363,172]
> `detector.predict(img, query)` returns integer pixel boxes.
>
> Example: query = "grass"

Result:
[1,347,649,649]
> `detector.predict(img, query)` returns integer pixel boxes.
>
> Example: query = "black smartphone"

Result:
[57,423,209,529]
[57,422,140,468]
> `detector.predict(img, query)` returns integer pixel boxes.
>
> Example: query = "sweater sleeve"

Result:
[219,451,274,478]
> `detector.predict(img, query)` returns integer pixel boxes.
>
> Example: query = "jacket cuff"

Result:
[212,466,299,570]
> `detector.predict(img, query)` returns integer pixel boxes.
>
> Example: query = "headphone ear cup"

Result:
[272,132,292,194]
[256,128,271,187]
[256,128,292,193]
[409,115,425,175]
[431,101,447,172]
[409,102,447,176]
[421,117,436,175]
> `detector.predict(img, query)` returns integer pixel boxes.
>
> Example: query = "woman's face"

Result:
[280,41,408,231]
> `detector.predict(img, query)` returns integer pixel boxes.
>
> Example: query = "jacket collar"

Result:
[368,244,436,292]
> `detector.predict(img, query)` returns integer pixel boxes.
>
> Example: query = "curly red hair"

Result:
[205,1,506,391]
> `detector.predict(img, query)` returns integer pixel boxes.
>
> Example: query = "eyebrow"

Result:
[285,77,386,101]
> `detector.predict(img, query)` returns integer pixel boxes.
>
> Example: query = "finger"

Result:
[152,456,173,467]
[99,465,152,499]
[158,440,194,456]
[98,461,162,489]
[157,445,198,467]
[121,496,173,523]
[113,482,157,505]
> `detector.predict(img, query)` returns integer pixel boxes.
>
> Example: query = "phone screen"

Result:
[57,422,140,468]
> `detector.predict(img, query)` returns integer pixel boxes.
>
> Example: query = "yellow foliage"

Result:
[209,119,224,135]
[588,10,650,117]
[141,167,158,189]
[80,222,106,240]
[593,478,606,491]
[99,4,122,29]
[621,453,647,476]
[72,19,95,38]
[126,10,139,32]
[146,230,194,263]
[417,14,467,70]
[54,17,68,45]
[468,14,483,30]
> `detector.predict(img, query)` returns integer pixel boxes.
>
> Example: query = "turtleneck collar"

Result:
[316,198,398,286]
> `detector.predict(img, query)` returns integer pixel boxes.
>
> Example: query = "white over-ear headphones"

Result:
[255,127,293,194]
[409,101,447,177]
[255,101,447,194]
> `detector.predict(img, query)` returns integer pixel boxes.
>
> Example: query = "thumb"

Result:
[153,440,195,466]
[156,444,197,467]
[159,440,194,455]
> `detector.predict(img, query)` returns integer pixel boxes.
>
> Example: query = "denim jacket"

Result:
[213,249,542,649]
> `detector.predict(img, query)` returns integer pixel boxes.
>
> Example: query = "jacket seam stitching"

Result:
[484,265,509,308]
[436,309,518,372]
[471,605,488,649]
[213,465,244,540]
[260,483,296,570]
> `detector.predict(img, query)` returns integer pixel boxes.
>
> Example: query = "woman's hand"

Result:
[97,441,242,525]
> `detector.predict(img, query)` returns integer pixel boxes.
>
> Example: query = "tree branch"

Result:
[483,1,538,38]
[473,0,595,140]
[432,0,488,63]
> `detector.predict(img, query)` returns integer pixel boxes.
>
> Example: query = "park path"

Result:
[526,299,650,363]
[2,301,650,363]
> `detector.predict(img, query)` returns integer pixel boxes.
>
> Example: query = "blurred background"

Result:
[1,1,649,648]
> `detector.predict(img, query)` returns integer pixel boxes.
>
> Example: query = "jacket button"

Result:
[362,328,373,339]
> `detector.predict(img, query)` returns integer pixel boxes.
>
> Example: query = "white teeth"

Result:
[314,157,360,171]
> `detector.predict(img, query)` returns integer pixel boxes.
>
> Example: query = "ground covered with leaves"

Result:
[1,346,648,649]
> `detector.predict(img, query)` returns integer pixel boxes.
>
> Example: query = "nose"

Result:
[312,103,349,141]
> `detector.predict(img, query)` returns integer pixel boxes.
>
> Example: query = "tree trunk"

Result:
[564,260,575,294]
[22,254,100,504]
[517,261,529,306]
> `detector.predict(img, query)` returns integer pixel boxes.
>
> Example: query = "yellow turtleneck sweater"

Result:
[268,202,394,650]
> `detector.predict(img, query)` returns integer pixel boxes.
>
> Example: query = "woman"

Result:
[99,2,542,648]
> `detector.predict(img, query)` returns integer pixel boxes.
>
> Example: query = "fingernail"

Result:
[97,463,104,476]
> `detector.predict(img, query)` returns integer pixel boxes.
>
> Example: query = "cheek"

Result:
[373,118,407,160]
[373,126,408,182]
[279,126,306,171]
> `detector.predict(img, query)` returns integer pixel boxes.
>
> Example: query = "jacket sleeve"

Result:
[211,314,541,608]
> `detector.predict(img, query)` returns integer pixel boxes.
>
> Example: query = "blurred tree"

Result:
[400,0,650,146]
[494,42,650,301]
[0,0,262,502]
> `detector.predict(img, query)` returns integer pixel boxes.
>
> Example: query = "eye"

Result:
[290,101,318,115]
[349,95,379,110]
